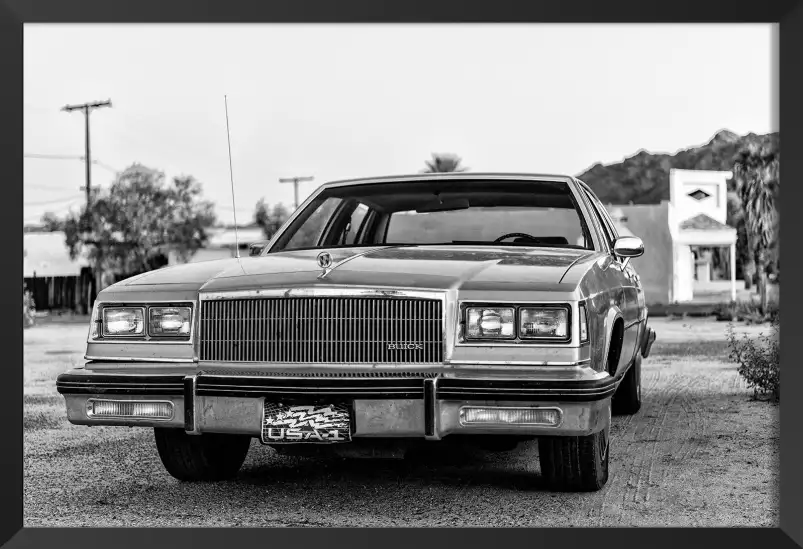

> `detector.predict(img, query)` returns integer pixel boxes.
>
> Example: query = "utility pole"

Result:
[61,99,112,208]
[279,176,314,210]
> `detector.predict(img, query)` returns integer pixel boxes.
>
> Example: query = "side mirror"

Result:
[248,241,269,257]
[613,236,644,258]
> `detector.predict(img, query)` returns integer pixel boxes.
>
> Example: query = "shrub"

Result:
[726,319,779,401]
[23,288,35,328]
[715,296,779,324]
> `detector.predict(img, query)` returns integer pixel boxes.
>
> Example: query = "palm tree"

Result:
[422,153,468,173]
[732,143,779,315]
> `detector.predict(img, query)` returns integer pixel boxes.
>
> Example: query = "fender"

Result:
[600,306,625,380]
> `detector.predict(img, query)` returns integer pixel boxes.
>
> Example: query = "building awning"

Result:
[679,213,733,232]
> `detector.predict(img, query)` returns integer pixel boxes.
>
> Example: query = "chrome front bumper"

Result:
[57,368,615,439]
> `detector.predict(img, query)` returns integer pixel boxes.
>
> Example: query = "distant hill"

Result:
[576,130,779,205]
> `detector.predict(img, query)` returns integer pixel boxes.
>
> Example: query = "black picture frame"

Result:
[4,1,799,548]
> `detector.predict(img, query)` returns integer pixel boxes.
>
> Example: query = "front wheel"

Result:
[538,427,610,492]
[154,428,252,481]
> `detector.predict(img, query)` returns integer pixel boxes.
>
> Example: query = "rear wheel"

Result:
[613,354,642,415]
[538,428,610,492]
[154,428,252,481]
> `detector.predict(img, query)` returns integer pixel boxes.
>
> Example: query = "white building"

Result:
[609,169,738,304]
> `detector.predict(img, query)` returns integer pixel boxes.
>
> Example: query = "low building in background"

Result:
[168,225,266,265]
[607,168,738,305]
[23,231,95,314]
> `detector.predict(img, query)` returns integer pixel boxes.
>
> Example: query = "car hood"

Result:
[118,246,597,294]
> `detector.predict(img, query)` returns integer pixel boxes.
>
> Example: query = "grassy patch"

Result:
[24,394,63,406]
[651,340,730,358]
[24,409,62,432]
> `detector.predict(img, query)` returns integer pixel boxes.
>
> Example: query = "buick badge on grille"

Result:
[387,343,424,350]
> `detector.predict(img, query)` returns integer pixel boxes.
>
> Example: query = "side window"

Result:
[595,199,621,242]
[343,203,370,245]
[283,197,343,250]
[581,189,615,249]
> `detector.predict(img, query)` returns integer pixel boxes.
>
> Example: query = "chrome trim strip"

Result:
[424,377,439,440]
[85,398,175,421]
[200,287,445,301]
[193,295,201,362]
[198,383,424,392]
[442,386,613,395]
[84,356,196,363]
[184,375,198,434]
[458,406,563,428]
[448,359,591,367]
[317,247,383,279]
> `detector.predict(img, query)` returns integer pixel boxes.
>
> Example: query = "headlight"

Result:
[519,307,569,340]
[466,307,515,339]
[102,307,145,336]
[149,307,192,337]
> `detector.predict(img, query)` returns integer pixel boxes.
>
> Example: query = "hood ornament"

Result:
[317,251,333,279]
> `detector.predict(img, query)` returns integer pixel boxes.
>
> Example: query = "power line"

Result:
[25,152,119,171]
[24,153,83,160]
[61,99,113,207]
[26,183,83,193]
[279,176,314,210]
[24,196,84,207]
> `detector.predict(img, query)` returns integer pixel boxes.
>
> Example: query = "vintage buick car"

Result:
[57,173,656,492]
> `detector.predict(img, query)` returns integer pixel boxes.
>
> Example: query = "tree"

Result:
[422,153,468,173]
[41,212,66,232]
[54,163,217,292]
[732,144,779,315]
[254,199,290,239]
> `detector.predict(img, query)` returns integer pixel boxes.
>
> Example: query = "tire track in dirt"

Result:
[629,366,695,506]
[594,347,748,526]
[590,359,699,526]
[594,360,664,524]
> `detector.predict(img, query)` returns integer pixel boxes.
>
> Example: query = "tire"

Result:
[538,427,610,492]
[154,428,252,482]
[613,354,642,415]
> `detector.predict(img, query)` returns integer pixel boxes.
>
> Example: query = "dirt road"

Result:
[23,318,778,527]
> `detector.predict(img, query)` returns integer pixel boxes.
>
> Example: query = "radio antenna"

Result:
[224,95,241,258]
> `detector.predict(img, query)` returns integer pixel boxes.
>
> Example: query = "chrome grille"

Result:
[199,297,443,364]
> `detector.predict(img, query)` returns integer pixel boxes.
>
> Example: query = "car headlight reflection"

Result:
[466,307,515,339]
[148,307,192,337]
[102,307,145,336]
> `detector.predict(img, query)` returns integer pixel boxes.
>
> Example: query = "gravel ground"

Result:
[23,318,779,527]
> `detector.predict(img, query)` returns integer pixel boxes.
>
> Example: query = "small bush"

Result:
[23,288,35,328]
[726,319,779,401]
[716,297,779,324]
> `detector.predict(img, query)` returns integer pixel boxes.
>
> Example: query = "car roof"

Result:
[319,172,579,189]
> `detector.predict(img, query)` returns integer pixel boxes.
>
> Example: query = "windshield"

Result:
[270,179,594,253]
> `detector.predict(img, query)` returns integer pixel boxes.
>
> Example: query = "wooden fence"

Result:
[23,268,97,314]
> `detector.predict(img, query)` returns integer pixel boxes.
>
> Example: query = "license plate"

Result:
[260,402,352,444]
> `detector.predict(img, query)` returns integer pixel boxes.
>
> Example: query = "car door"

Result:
[580,187,640,376]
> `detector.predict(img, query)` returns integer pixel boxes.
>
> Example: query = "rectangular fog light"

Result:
[459,406,562,427]
[86,399,174,420]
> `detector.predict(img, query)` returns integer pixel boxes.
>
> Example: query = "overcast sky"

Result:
[24,24,776,226]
